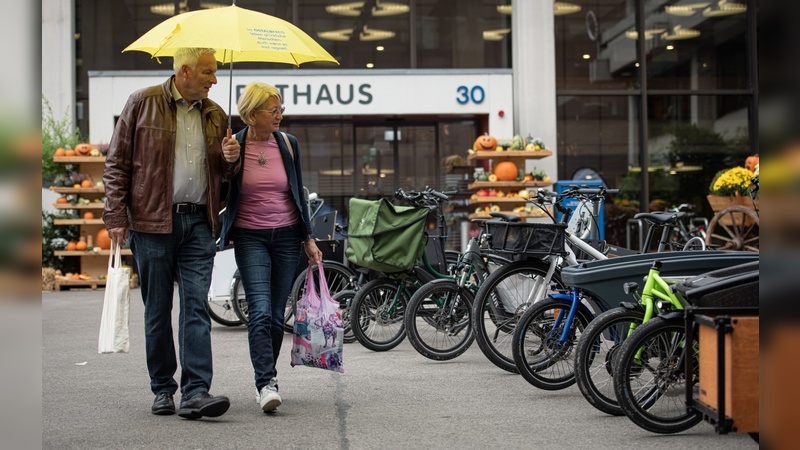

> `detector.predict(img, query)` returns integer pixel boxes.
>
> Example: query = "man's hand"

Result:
[222,129,240,163]
[107,227,129,247]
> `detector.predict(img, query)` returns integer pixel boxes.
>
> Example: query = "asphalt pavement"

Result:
[42,287,758,450]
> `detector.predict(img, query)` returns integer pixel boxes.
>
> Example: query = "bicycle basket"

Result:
[345,197,429,273]
[483,220,568,257]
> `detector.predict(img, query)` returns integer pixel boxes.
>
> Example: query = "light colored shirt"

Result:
[234,137,298,229]
[171,80,207,205]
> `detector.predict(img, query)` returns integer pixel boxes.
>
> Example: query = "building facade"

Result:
[42,0,757,248]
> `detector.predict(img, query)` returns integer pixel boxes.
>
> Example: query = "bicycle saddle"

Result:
[633,211,687,225]
[489,212,522,222]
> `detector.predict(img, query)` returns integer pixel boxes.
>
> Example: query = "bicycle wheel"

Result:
[207,297,243,327]
[471,259,564,373]
[404,278,475,361]
[512,297,592,390]
[574,307,644,415]
[231,274,248,324]
[349,277,411,351]
[613,316,702,434]
[332,289,357,344]
[285,261,355,332]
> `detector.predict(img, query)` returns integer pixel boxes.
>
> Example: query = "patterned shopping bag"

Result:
[290,262,345,373]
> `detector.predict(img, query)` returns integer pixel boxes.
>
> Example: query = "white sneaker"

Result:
[258,378,281,413]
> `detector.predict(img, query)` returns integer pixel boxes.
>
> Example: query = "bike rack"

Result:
[626,218,645,252]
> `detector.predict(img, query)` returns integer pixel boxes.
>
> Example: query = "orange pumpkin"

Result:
[83,211,95,220]
[96,228,112,250]
[76,240,88,251]
[474,134,497,151]
[80,179,93,188]
[745,155,759,172]
[494,161,519,181]
[64,149,76,157]
[65,241,77,251]
[54,148,66,157]
[71,274,81,280]
[75,143,93,156]
[56,197,68,204]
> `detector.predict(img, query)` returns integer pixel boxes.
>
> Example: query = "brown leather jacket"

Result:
[103,76,240,237]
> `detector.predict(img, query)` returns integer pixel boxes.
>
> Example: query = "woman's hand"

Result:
[304,239,323,265]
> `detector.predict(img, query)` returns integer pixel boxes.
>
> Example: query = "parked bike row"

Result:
[208,178,759,442]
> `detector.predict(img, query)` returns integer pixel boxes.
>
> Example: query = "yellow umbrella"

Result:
[123,3,339,128]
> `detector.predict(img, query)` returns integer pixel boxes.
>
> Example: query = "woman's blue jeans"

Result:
[129,210,216,399]
[232,224,302,390]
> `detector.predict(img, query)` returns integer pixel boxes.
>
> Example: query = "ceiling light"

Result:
[482,28,511,41]
[662,25,701,40]
[366,63,375,68]
[318,25,395,42]
[582,54,591,59]
[553,2,581,16]
[666,45,675,50]
[664,3,709,16]
[150,1,227,16]
[703,0,746,17]
[624,28,666,40]
[494,3,580,16]
[326,1,410,17]
[376,46,385,51]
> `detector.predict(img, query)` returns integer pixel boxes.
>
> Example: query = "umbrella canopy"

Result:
[123,4,339,130]
[123,5,338,66]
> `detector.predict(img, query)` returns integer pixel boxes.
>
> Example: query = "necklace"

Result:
[258,151,267,166]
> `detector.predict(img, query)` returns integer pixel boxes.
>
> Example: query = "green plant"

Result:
[42,210,80,273]
[42,96,82,184]
[709,166,755,196]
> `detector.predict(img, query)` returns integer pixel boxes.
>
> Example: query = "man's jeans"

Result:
[232,224,302,390]
[130,210,216,399]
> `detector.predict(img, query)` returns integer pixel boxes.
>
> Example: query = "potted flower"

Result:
[707,166,756,213]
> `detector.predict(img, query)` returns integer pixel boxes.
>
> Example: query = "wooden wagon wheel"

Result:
[705,205,759,252]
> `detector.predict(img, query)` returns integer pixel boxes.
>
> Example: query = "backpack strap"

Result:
[280,131,294,161]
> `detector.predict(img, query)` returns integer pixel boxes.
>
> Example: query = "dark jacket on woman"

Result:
[218,126,314,250]
[103,76,240,237]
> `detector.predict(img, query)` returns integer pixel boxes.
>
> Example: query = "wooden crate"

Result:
[698,316,759,433]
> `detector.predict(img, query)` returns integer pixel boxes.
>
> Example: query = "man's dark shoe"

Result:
[177,392,230,420]
[151,393,175,415]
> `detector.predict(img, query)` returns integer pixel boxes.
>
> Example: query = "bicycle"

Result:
[612,261,758,434]
[347,187,454,352]
[472,186,616,373]
[402,218,512,361]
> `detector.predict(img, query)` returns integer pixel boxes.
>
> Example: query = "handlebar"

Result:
[394,186,450,206]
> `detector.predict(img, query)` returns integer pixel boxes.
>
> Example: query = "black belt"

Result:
[173,203,206,214]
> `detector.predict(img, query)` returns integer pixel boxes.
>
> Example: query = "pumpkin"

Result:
[54,148,66,157]
[80,179,93,188]
[56,197,68,204]
[96,228,112,250]
[474,134,497,151]
[745,155,759,172]
[83,211,94,220]
[76,240,88,251]
[75,143,93,156]
[493,161,519,181]
[65,241,77,251]
[71,274,81,280]
[64,149,76,156]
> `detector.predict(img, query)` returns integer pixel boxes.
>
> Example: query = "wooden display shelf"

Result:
[468,197,530,205]
[51,187,105,194]
[56,279,106,291]
[54,278,107,291]
[55,249,133,257]
[53,218,106,225]
[468,211,550,220]
[53,202,105,209]
[445,165,474,174]
[468,181,551,189]
[467,150,552,161]
[53,156,106,163]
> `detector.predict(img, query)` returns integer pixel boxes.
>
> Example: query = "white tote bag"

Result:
[98,243,131,354]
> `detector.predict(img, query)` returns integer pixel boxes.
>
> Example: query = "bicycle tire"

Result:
[512,297,593,390]
[404,278,475,361]
[612,316,702,434]
[332,289,357,344]
[471,259,564,373]
[574,307,644,415]
[285,261,355,332]
[349,277,409,351]
[207,274,244,327]
[231,273,248,324]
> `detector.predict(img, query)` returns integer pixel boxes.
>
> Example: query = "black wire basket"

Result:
[483,220,568,257]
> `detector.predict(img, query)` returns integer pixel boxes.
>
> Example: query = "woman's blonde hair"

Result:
[237,82,282,126]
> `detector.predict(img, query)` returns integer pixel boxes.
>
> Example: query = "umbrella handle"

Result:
[227,128,232,139]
